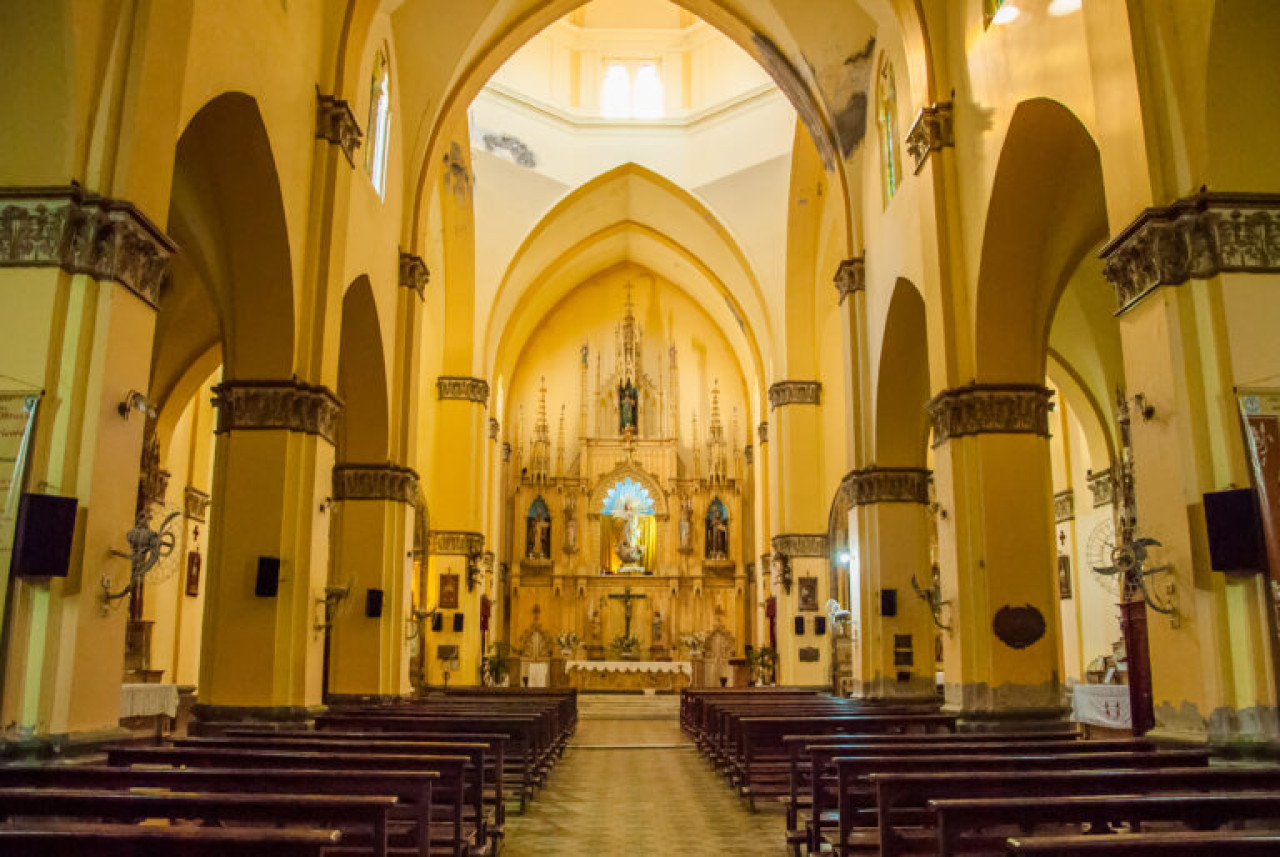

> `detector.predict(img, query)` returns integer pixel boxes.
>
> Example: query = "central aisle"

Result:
[503,695,784,856]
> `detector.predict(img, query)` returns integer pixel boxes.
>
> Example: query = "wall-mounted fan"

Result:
[1086,516,1175,615]
[101,506,182,605]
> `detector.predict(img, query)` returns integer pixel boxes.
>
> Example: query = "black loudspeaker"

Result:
[1204,488,1268,573]
[880,588,897,617]
[814,616,827,635]
[254,556,281,597]
[453,613,465,632]
[11,494,77,577]
[431,612,443,632]
[794,616,805,635]
[365,588,384,618]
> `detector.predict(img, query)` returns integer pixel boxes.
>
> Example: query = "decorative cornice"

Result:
[428,530,484,556]
[211,380,343,444]
[1087,468,1115,508]
[841,466,931,506]
[398,251,429,299]
[332,462,418,504]
[184,485,211,522]
[0,184,175,307]
[771,533,829,557]
[905,101,954,175]
[1054,489,1075,523]
[1099,192,1280,313]
[315,90,362,166]
[926,384,1052,446]
[489,418,500,440]
[758,422,768,444]
[768,380,822,409]
[834,257,865,303]
[437,376,489,406]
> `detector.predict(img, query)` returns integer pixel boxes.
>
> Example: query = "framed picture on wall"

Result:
[798,576,819,612]
[1057,554,1072,600]
[439,573,460,609]
[185,551,201,597]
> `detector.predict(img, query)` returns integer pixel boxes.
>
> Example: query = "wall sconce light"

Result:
[1133,393,1156,421]
[117,390,156,420]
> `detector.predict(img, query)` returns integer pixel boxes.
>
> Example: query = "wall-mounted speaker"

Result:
[431,612,443,632]
[453,613,465,632]
[880,588,897,617]
[1204,488,1268,573]
[365,588,384,618]
[254,557,281,597]
[794,616,805,635]
[814,616,827,635]
[11,494,77,578]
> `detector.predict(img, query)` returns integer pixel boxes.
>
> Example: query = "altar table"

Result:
[564,660,692,691]
[120,683,180,720]
[1071,683,1132,729]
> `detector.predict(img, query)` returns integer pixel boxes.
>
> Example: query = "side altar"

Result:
[499,286,754,687]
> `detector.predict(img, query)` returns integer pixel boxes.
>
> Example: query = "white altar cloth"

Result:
[120,683,180,719]
[566,660,692,677]
[1071,683,1132,729]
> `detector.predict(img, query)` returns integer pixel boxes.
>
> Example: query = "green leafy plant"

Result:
[482,641,512,686]
[747,646,778,686]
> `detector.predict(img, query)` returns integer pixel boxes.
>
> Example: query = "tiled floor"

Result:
[504,707,785,856]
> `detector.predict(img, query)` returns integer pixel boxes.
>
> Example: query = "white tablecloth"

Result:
[120,683,180,719]
[565,660,692,677]
[1071,683,1132,729]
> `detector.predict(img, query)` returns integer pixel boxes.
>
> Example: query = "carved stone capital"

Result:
[1100,191,1280,313]
[332,462,418,504]
[905,101,954,175]
[0,184,175,307]
[211,380,343,444]
[771,533,829,557]
[926,384,1052,445]
[834,257,865,303]
[1054,490,1075,523]
[184,486,211,522]
[428,530,485,556]
[841,466,931,506]
[1087,468,1115,507]
[315,90,362,166]
[437,376,489,406]
[758,422,768,444]
[399,251,428,299]
[768,381,822,409]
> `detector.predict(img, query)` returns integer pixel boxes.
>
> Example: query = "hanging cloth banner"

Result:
[0,393,41,620]
[1239,390,1280,584]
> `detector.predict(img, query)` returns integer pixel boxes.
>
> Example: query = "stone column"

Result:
[844,467,937,700]
[327,463,417,700]
[928,384,1061,722]
[194,380,341,724]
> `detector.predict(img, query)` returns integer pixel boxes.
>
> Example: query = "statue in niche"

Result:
[563,493,578,554]
[678,495,694,553]
[587,597,603,644]
[705,499,729,560]
[618,379,639,434]
[652,610,664,647]
[526,496,552,560]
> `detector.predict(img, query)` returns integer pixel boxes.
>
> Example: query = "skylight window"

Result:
[600,60,664,119]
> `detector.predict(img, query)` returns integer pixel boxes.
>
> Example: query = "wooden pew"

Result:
[834,750,1213,857]
[1006,830,1280,855]
[0,787,394,857]
[933,791,1280,856]
[106,746,473,857]
[0,823,340,857]
[0,765,435,857]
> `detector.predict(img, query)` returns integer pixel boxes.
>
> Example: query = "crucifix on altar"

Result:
[609,586,646,638]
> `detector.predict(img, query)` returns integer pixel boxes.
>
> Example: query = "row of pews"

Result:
[683,687,1280,856]
[0,687,575,856]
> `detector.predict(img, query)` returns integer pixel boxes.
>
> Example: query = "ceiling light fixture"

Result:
[991,3,1021,25]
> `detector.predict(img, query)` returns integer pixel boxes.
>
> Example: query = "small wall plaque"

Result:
[798,646,821,663]
[992,604,1047,650]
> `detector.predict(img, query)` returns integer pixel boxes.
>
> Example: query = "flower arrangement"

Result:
[747,646,778,686]
[555,630,580,655]
[610,633,642,659]
[680,631,708,656]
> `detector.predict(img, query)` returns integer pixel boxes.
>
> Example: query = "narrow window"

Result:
[366,48,392,198]
[601,62,632,119]
[877,57,901,205]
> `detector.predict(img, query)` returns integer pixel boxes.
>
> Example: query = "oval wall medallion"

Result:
[992,604,1046,650]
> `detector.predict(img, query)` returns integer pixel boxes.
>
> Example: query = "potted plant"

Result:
[611,633,641,661]
[747,646,778,686]
[482,641,512,687]
[555,630,580,657]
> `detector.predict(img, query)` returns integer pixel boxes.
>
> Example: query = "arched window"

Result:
[876,57,902,205]
[365,47,392,198]
[600,60,664,120]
